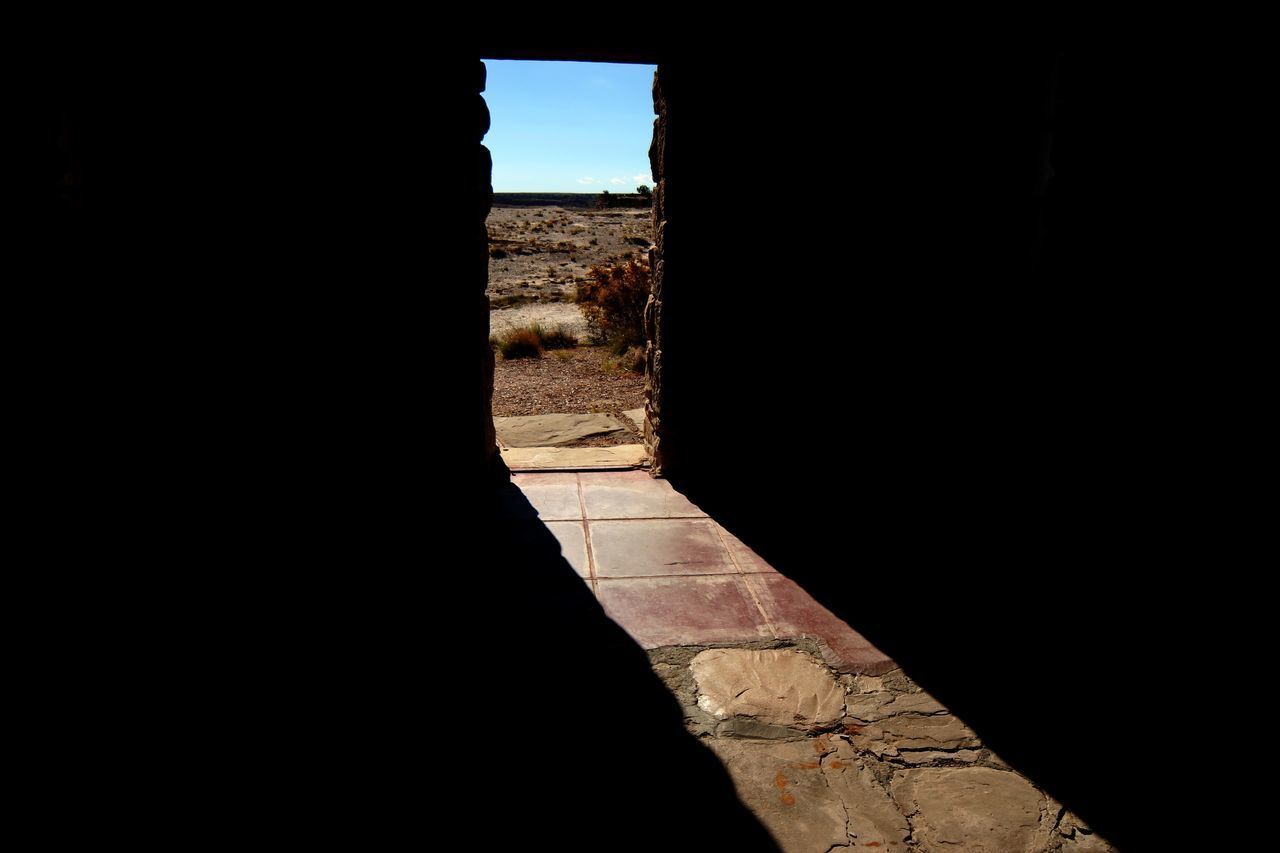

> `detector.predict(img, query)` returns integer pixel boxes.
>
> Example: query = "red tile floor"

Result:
[509,470,894,675]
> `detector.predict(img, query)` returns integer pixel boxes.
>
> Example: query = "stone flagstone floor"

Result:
[504,471,1116,852]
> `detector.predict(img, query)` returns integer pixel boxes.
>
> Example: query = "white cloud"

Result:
[633,174,652,184]
[577,177,597,185]
[610,177,625,185]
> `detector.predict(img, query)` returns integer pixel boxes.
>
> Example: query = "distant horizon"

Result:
[484,60,656,194]
[492,190,646,195]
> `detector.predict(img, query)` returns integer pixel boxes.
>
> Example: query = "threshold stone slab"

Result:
[502,445,647,470]
[494,413,628,448]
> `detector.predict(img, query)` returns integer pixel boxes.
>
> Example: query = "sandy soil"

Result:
[489,302,588,339]
[486,205,652,309]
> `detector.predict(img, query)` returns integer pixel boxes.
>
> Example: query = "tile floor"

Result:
[504,470,894,674]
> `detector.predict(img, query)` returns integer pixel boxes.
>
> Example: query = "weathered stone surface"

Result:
[895,749,981,765]
[467,94,489,143]
[651,661,716,736]
[691,649,845,730]
[880,690,947,716]
[879,670,913,694]
[852,674,886,693]
[849,714,981,756]
[1057,809,1118,851]
[846,681,947,723]
[844,690,894,722]
[716,718,808,740]
[623,408,645,432]
[494,413,627,448]
[891,767,1043,852]
[702,738,852,853]
[825,739,912,848]
[501,444,647,470]
[984,749,1013,770]
[1061,831,1118,851]
[644,71,666,473]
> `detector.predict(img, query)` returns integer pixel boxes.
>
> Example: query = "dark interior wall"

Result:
[654,51,1059,481]
[457,60,500,479]
[32,37,448,495]
[26,37,491,840]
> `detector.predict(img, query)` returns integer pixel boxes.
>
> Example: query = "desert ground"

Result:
[488,197,652,441]
[486,199,652,338]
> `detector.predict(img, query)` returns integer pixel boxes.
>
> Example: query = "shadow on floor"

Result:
[485,482,780,850]
[667,465,1174,852]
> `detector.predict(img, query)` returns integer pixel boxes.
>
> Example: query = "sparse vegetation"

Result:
[602,345,646,374]
[487,204,654,410]
[490,323,579,360]
[538,325,579,350]
[577,257,651,349]
[486,204,654,307]
[489,293,534,309]
[595,188,652,209]
[492,327,543,360]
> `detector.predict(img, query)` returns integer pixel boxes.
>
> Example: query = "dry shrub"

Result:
[491,324,578,359]
[493,327,543,360]
[539,325,578,350]
[601,345,646,374]
[577,257,650,348]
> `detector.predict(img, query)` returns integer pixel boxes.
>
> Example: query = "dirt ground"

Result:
[486,205,652,309]
[491,346,645,446]
[488,203,652,432]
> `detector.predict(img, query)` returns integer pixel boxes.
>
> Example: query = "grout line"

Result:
[737,569,780,640]
[577,473,597,582]
[594,571,777,581]
[712,522,747,576]
[578,514,709,522]
[711,522,778,635]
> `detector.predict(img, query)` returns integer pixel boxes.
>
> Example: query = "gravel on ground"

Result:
[492,346,645,446]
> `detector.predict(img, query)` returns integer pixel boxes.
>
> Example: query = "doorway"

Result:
[482,58,658,472]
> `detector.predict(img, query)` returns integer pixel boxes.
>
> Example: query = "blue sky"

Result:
[483,60,657,193]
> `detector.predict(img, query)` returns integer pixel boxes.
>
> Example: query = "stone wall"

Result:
[643,54,1066,487]
[643,67,668,472]
[470,60,502,482]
